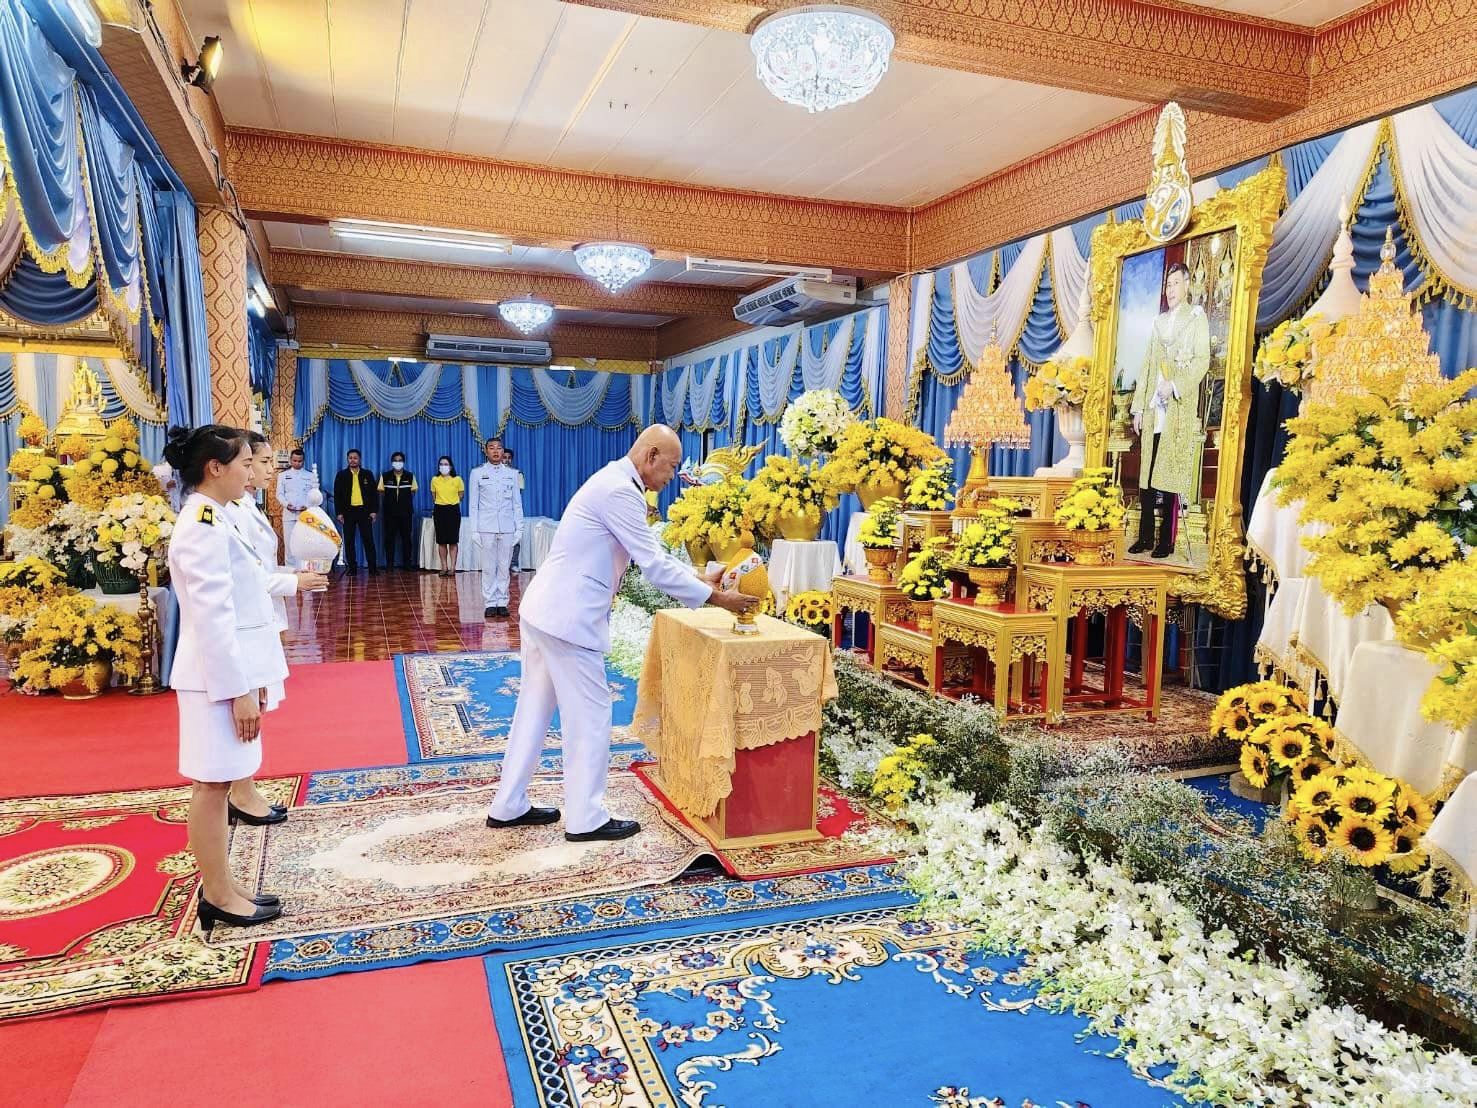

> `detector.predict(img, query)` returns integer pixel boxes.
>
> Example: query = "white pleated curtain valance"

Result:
[528,366,614,426]
[800,313,855,392]
[1390,106,1477,308]
[949,234,1048,376]
[348,359,445,419]
[3,351,164,424]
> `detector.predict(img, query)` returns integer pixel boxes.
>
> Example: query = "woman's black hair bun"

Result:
[162,425,194,470]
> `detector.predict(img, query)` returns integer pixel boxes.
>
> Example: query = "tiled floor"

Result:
[282,569,526,663]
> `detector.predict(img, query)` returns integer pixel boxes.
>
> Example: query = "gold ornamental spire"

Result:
[945,325,1031,489]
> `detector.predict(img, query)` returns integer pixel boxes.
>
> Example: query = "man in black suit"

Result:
[334,448,379,575]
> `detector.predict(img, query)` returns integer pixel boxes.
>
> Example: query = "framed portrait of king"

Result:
[1083,165,1284,620]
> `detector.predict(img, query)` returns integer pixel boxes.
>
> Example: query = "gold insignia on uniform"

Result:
[198,505,215,525]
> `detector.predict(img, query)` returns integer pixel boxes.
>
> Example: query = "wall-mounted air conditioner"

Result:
[733,276,857,326]
[424,334,552,365]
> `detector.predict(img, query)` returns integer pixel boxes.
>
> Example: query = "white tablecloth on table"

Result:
[1425,772,1477,890]
[1292,576,1394,705]
[1244,468,1321,588]
[843,512,870,576]
[418,517,557,572]
[82,586,177,685]
[767,539,843,614]
[1254,577,1313,686]
[1334,640,1477,799]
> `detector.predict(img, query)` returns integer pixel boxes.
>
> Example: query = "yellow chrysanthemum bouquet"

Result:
[1284,764,1434,874]
[747,454,838,538]
[13,594,145,693]
[897,536,952,601]
[0,558,77,645]
[783,589,833,635]
[5,448,70,527]
[904,460,956,511]
[1024,355,1090,412]
[820,417,947,496]
[1253,313,1340,392]
[953,503,1015,569]
[1053,467,1127,532]
[663,477,755,550]
[65,420,162,509]
[17,410,48,447]
[857,496,902,549]
[870,732,936,812]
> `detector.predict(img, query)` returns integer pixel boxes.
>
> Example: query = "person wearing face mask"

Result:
[378,451,418,571]
[430,455,464,577]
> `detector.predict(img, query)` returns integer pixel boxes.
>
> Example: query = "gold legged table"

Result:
[932,600,1058,718]
[1022,563,1173,720]
[831,575,909,670]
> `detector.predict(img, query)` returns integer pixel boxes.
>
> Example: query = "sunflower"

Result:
[1247,686,1291,717]
[1386,844,1430,876]
[1268,726,1312,770]
[1395,787,1435,833]
[1293,810,1331,862]
[1332,815,1396,867]
[1294,756,1330,784]
[1336,779,1396,821]
[1239,744,1270,789]
[1306,719,1339,760]
[1211,702,1256,743]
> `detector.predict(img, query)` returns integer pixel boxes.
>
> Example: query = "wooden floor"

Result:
[281,568,527,663]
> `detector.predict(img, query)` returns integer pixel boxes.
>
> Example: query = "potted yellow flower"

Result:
[821,417,948,508]
[783,589,833,637]
[13,594,145,699]
[858,496,902,582]
[17,410,49,448]
[64,421,162,509]
[952,502,1016,606]
[1210,680,1315,802]
[92,493,177,595]
[904,460,956,512]
[701,476,756,561]
[1284,764,1434,886]
[0,558,77,667]
[1024,354,1090,474]
[897,536,951,629]
[748,455,837,542]
[1052,467,1127,563]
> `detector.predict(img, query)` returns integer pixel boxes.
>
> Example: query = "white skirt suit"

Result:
[169,492,289,782]
[227,496,298,635]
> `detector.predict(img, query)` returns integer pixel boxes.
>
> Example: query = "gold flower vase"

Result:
[967,566,1012,606]
[684,539,712,566]
[909,599,935,630]
[856,477,904,510]
[862,546,896,582]
[776,512,822,542]
[709,531,754,564]
[1069,538,1106,566]
[58,661,112,700]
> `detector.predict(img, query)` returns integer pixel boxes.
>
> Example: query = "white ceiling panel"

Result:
[330,0,414,145]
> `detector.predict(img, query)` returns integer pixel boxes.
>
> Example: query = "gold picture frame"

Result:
[1084,164,1284,620]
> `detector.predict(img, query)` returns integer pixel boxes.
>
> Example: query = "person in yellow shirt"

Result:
[333,449,378,575]
[430,455,465,577]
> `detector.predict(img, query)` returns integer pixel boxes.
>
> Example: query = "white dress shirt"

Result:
[469,462,524,535]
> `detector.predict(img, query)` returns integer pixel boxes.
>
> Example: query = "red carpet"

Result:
[0,959,511,1108]
[0,662,406,799]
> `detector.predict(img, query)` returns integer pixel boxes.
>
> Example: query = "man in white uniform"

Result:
[274,448,318,568]
[487,425,757,841]
[469,437,523,619]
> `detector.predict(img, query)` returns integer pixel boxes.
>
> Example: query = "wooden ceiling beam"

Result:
[562,0,1313,121]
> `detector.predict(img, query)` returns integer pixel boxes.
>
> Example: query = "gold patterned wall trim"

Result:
[227,129,909,273]
[293,306,660,362]
[883,273,911,420]
[270,251,738,319]
[197,206,251,427]
[564,0,1311,120]
[911,0,1477,270]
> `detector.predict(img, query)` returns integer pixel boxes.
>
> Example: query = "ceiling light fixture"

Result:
[574,242,653,292]
[750,6,894,114]
[328,219,512,254]
[498,298,554,335]
[182,35,223,91]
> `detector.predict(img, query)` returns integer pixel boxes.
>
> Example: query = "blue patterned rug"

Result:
[393,651,648,763]
[485,902,1184,1107]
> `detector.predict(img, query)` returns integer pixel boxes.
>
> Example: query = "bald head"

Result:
[629,424,683,492]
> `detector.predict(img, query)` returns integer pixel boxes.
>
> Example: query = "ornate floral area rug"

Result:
[631,764,894,880]
[394,651,647,762]
[303,750,649,805]
[0,777,300,1023]
[485,903,1183,1107]
[208,773,708,946]
[264,864,907,981]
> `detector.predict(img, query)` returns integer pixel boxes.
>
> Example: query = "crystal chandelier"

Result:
[498,298,554,334]
[945,327,1031,490]
[574,242,653,292]
[750,6,894,114]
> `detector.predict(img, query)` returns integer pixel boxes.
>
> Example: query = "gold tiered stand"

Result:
[898,510,954,561]
[956,476,1077,522]
[831,575,910,668]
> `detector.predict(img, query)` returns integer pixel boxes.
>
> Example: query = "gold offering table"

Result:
[631,608,835,851]
[1012,519,1124,567]
[899,510,955,560]
[1021,563,1174,720]
[956,476,1077,520]
[831,574,909,668]
[932,600,1058,718]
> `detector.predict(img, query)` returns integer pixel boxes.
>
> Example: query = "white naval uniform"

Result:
[275,467,319,567]
[469,461,524,607]
[169,492,289,782]
[488,457,712,834]
[228,495,299,633]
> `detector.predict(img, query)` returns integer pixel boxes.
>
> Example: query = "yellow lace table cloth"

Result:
[632,608,837,819]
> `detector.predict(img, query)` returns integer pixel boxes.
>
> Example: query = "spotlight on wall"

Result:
[182,35,223,91]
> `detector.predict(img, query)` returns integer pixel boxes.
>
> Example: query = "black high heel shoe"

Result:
[197,894,283,928]
[227,801,289,826]
[253,891,281,907]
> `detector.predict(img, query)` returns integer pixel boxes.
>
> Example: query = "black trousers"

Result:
[341,508,377,572]
[1135,433,1176,550]
[383,511,415,569]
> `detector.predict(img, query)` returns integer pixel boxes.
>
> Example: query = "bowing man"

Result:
[486,425,757,842]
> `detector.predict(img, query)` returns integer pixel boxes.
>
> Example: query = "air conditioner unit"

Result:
[733,276,857,326]
[424,334,551,365]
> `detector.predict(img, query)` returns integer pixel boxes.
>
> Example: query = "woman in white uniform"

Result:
[165,426,315,928]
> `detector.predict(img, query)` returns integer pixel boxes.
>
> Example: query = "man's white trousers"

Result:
[477,531,515,605]
[487,621,613,834]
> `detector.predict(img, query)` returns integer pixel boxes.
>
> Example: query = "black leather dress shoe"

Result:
[495,606,510,617]
[228,801,289,827]
[1151,544,1174,560]
[484,606,497,619]
[1128,540,1153,555]
[486,806,561,828]
[197,896,283,928]
[566,818,640,842]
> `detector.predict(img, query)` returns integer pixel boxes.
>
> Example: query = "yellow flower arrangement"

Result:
[1394,564,1477,730]
[1212,681,1317,789]
[12,594,145,692]
[897,536,952,601]
[6,450,71,528]
[1253,313,1340,392]
[63,420,161,508]
[1284,763,1431,871]
[1052,467,1127,532]
[660,476,755,549]
[952,503,1015,568]
[783,589,833,634]
[0,558,78,643]
[904,460,956,511]
[820,417,947,495]
[92,493,177,573]
[746,455,838,537]
[17,410,48,447]
[1241,713,1337,792]
[858,496,902,549]
[1023,355,1090,411]
[870,732,936,812]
